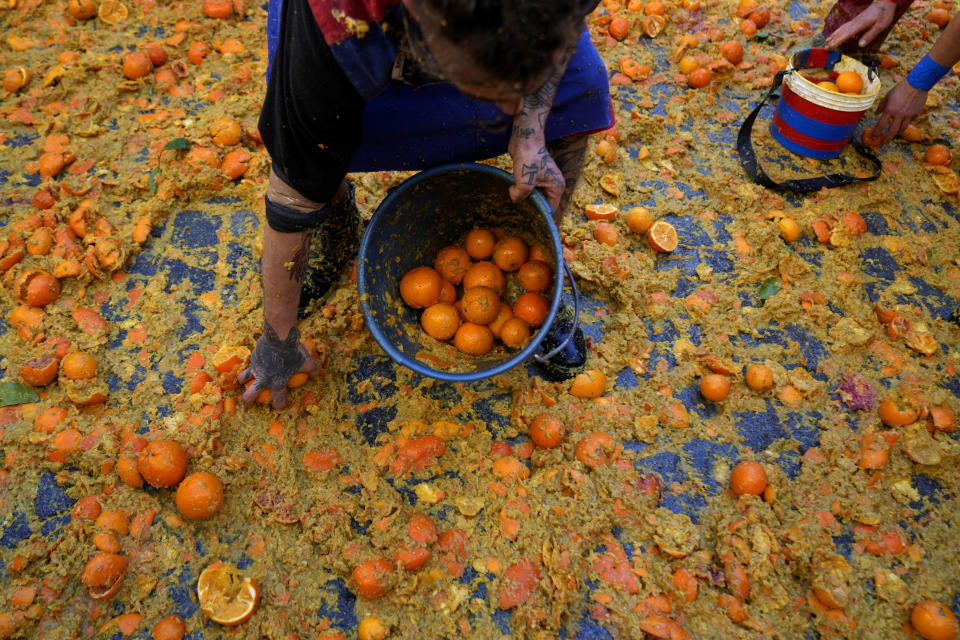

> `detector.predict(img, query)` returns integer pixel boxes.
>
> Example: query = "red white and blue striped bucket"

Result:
[771,49,881,159]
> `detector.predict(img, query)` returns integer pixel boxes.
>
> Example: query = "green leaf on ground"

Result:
[148,168,161,195]
[0,382,39,407]
[162,137,190,151]
[756,277,782,302]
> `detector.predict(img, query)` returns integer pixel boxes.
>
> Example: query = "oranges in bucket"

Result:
[399,230,554,357]
[357,164,567,382]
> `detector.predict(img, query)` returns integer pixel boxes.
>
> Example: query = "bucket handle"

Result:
[533,261,580,363]
[737,70,883,193]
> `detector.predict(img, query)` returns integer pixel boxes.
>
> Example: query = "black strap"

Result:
[737,70,883,194]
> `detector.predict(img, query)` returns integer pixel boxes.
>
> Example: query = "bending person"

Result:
[238,0,612,408]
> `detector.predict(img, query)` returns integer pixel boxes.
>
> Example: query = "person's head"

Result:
[401,0,594,114]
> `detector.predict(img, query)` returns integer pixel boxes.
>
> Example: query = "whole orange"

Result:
[399,266,442,309]
[729,461,767,495]
[352,558,394,598]
[700,373,730,401]
[138,439,189,488]
[464,228,495,260]
[453,323,494,356]
[461,286,501,325]
[152,614,187,640]
[433,246,472,285]
[513,292,549,328]
[529,413,565,448]
[175,472,224,520]
[911,600,958,640]
[499,317,531,349]
[492,237,528,273]
[61,351,98,380]
[420,302,460,341]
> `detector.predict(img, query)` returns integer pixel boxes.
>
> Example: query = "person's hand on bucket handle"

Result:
[238,322,320,409]
[506,53,570,213]
[825,1,897,49]
[508,136,565,212]
[874,81,928,143]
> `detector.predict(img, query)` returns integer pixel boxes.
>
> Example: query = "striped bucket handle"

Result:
[737,69,882,193]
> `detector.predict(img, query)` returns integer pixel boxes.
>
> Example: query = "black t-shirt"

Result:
[258,0,365,203]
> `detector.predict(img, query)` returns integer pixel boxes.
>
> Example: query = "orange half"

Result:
[584,203,618,221]
[198,562,260,626]
[647,221,679,253]
[98,0,128,23]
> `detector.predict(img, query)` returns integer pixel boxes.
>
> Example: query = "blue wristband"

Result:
[906,54,949,91]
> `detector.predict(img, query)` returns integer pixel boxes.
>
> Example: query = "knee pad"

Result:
[264,196,332,233]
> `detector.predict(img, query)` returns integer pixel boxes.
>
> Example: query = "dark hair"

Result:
[415,0,597,86]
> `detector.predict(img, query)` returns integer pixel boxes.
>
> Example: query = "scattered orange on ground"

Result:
[202,0,234,18]
[122,52,153,80]
[197,562,260,625]
[721,40,744,64]
[647,220,678,252]
[15,269,60,307]
[626,206,653,233]
[570,369,606,398]
[877,396,919,427]
[911,600,958,640]
[98,0,128,24]
[609,16,630,40]
[924,144,953,166]
[352,558,394,598]
[220,148,251,179]
[138,439,189,488]
[175,472,225,520]
[19,357,59,386]
[585,203,618,220]
[151,614,186,640]
[210,118,242,147]
[82,552,127,600]
[61,351,98,380]
[357,617,388,640]
[730,461,767,495]
[927,7,951,27]
[744,364,773,391]
[700,373,730,401]
[678,56,699,74]
[688,67,712,88]
[68,0,97,19]
[529,413,565,448]
[779,217,801,242]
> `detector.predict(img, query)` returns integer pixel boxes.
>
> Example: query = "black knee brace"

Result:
[264,196,332,233]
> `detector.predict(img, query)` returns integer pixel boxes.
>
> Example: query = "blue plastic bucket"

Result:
[357,163,571,383]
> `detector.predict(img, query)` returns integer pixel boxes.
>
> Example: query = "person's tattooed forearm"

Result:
[288,230,313,283]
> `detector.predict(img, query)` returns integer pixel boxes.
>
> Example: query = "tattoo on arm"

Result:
[520,163,539,185]
[288,231,313,283]
[512,124,536,139]
[521,43,572,110]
